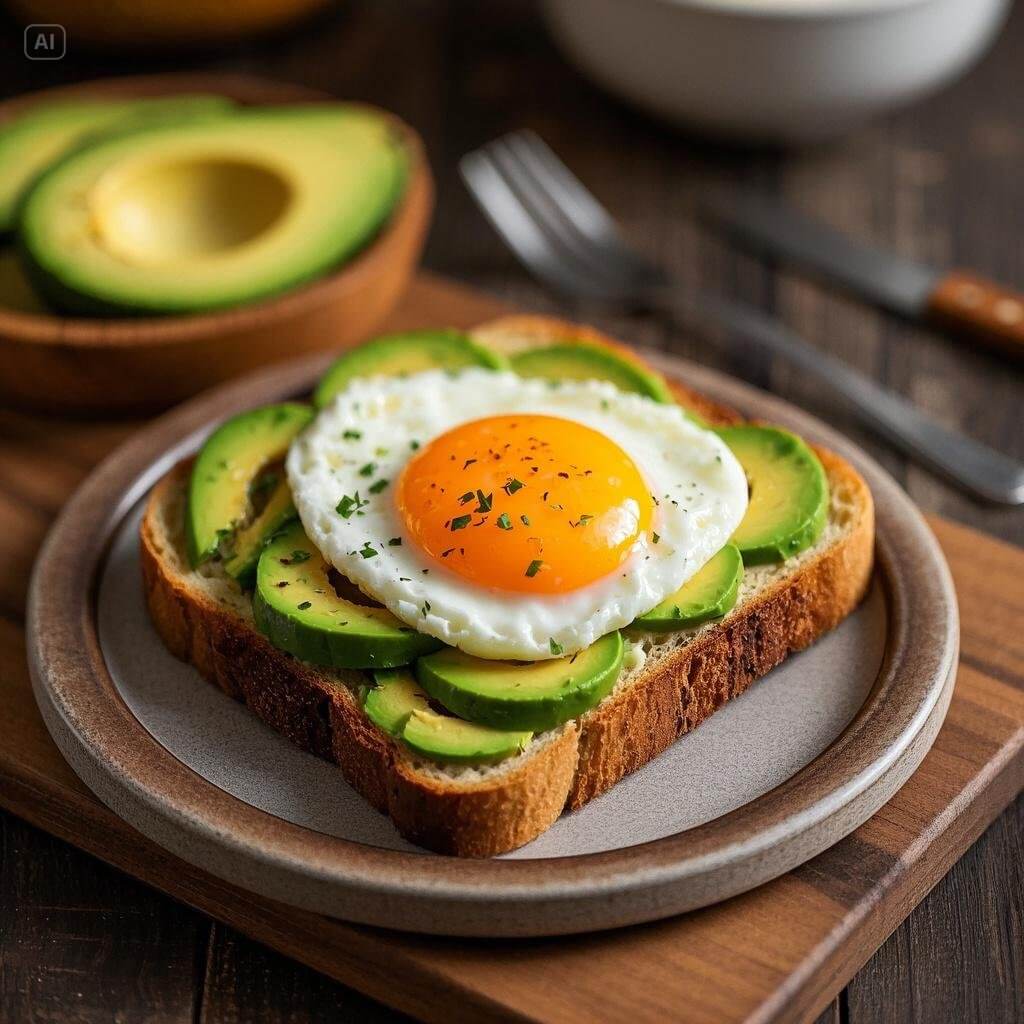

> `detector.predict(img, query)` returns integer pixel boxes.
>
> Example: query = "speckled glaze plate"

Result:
[27,351,958,937]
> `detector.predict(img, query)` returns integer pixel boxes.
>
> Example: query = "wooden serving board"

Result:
[1,275,1023,1023]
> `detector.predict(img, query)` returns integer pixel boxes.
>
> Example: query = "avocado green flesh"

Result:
[222,477,296,589]
[0,94,234,234]
[19,105,407,315]
[186,402,313,567]
[365,670,531,764]
[254,521,442,670]
[717,425,829,565]
[403,710,532,765]
[634,544,743,631]
[415,630,624,732]
[510,341,674,403]
[314,329,507,408]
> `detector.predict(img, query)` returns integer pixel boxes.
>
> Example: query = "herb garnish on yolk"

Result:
[395,414,653,594]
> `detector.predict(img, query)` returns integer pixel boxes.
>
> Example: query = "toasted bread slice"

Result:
[141,317,874,857]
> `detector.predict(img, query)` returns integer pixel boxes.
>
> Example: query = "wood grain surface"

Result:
[1,0,1023,1020]
[1,274,1023,1024]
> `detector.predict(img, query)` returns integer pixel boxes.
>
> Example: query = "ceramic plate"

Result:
[27,351,958,937]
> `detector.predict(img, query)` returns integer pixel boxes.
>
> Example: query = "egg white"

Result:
[286,370,747,661]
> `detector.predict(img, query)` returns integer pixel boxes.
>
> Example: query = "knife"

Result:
[699,190,1024,360]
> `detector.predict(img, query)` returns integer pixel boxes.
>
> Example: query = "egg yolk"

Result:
[396,414,653,594]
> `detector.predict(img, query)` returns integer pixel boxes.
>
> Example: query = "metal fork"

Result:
[460,131,1024,506]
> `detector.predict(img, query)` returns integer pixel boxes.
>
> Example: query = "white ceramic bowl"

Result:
[541,0,1010,143]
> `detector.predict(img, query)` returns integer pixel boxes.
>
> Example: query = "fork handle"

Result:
[926,270,1024,360]
[654,289,1024,505]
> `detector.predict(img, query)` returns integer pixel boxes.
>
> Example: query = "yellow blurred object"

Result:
[5,0,334,47]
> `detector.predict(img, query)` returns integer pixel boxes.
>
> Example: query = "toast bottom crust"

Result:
[141,441,872,857]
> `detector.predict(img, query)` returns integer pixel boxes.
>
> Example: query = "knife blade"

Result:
[699,189,1024,360]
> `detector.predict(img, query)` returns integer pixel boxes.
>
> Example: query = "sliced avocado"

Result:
[253,521,442,669]
[364,668,431,735]
[314,329,507,408]
[222,475,296,589]
[510,341,674,403]
[402,710,532,765]
[365,670,532,764]
[634,544,743,631]
[415,630,624,732]
[19,105,407,315]
[717,425,829,565]
[186,403,313,567]
[0,94,234,234]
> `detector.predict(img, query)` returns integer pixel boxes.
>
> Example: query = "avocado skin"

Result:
[186,402,313,568]
[314,329,507,408]
[716,425,829,565]
[415,631,624,732]
[365,670,532,764]
[510,341,674,403]
[634,544,743,632]
[254,522,442,670]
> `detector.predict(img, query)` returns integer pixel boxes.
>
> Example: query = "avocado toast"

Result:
[141,316,874,857]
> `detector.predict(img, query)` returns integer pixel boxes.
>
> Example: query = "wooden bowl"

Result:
[0,73,433,415]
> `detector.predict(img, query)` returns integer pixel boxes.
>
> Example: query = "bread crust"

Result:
[140,318,875,857]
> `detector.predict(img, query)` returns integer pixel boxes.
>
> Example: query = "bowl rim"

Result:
[624,0,944,21]
[0,72,430,349]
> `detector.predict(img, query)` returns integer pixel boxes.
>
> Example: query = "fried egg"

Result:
[286,369,747,660]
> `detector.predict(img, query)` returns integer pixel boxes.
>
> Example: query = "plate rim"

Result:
[27,349,958,936]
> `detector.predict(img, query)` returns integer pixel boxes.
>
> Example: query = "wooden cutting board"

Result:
[1,275,1022,1024]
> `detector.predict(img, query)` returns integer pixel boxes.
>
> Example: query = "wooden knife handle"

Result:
[926,270,1024,359]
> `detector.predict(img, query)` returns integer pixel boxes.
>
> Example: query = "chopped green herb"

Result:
[336,492,368,518]
[549,638,563,656]
[504,477,524,495]
[463,458,477,470]
[458,491,474,505]
[525,559,543,578]
[375,446,389,457]
[388,537,402,546]
[496,512,513,530]
[297,601,312,611]
[451,514,472,531]
[421,600,431,617]
[652,531,660,544]
[358,462,376,477]
[359,543,378,559]
[520,514,530,526]
[410,440,420,451]
[368,478,389,494]
[342,429,362,440]
[281,549,310,564]
[475,490,493,513]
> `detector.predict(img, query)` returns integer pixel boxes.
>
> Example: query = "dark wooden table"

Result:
[1,2,1022,1021]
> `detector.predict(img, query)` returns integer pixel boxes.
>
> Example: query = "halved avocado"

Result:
[634,544,743,631]
[222,475,296,589]
[0,94,234,234]
[186,403,313,567]
[366,670,531,764]
[254,521,442,669]
[510,341,674,403]
[19,105,407,315]
[717,425,829,565]
[415,630,624,732]
[313,329,507,408]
